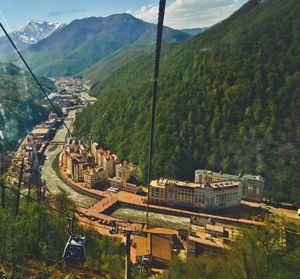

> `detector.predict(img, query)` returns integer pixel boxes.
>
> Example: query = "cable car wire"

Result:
[0,22,88,160]
[2,183,112,231]
[146,0,166,227]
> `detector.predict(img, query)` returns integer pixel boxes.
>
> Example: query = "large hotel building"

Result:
[195,170,264,202]
[149,177,241,210]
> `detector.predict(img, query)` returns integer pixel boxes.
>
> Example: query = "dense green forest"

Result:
[74,0,300,203]
[0,62,55,151]
[80,44,153,83]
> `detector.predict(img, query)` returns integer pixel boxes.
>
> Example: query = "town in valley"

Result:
[5,76,297,269]
[1,1,299,275]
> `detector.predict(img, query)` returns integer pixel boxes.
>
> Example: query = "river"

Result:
[40,109,97,208]
[111,206,190,230]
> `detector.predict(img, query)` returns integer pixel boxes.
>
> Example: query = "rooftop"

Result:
[110,177,123,183]
[210,181,240,189]
[30,128,50,135]
[205,224,225,233]
[195,169,240,180]
[146,227,178,236]
[70,153,86,163]
[151,179,239,189]
[151,178,200,188]
[134,234,172,262]
[188,235,229,249]
[242,174,264,181]
[151,234,172,261]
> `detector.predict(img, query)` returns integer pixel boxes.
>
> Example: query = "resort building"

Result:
[61,143,97,182]
[61,142,123,187]
[83,167,106,188]
[69,154,97,182]
[91,142,118,177]
[195,170,240,184]
[195,169,264,202]
[187,224,230,257]
[241,174,265,202]
[149,178,241,210]
[109,161,142,193]
[187,217,238,257]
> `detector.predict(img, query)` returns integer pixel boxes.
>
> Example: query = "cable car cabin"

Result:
[62,235,86,265]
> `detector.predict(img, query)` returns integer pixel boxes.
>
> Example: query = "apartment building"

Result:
[187,223,232,257]
[187,216,239,257]
[116,161,137,181]
[69,154,97,182]
[195,169,264,202]
[149,178,241,210]
[91,142,118,178]
[83,167,106,188]
[110,161,141,193]
[61,143,97,182]
[61,141,140,193]
[242,174,265,202]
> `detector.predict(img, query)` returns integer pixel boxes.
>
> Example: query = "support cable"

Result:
[146,0,166,228]
[15,158,24,217]
[3,183,112,231]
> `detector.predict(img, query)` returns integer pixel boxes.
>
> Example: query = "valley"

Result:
[0,0,299,278]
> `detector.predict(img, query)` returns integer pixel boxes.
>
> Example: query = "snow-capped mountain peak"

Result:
[17,20,64,44]
[0,20,65,60]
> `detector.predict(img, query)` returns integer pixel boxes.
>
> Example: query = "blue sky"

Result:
[0,0,248,31]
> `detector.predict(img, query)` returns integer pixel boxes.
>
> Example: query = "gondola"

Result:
[62,235,86,265]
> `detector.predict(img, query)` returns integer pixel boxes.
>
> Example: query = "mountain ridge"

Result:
[17,13,190,76]
[0,21,64,60]
[181,27,207,36]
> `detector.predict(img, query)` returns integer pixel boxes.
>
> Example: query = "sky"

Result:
[0,0,248,32]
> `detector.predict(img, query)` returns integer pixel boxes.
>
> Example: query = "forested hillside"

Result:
[74,0,300,203]
[80,44,153,84]
[0,63,55,150]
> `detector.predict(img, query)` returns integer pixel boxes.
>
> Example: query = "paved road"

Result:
[40,109,97,208]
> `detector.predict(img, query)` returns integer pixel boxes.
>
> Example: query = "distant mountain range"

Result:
[0,21,64,60]
[181,27,207,36]
[81,25,207,82]
[0,15,203,78]
[13,13,190,77]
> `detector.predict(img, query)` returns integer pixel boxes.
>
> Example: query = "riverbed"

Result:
[40,109,97,208]
[111,206,190,230]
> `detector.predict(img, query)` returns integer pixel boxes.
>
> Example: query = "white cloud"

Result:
[135,0,247,29]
